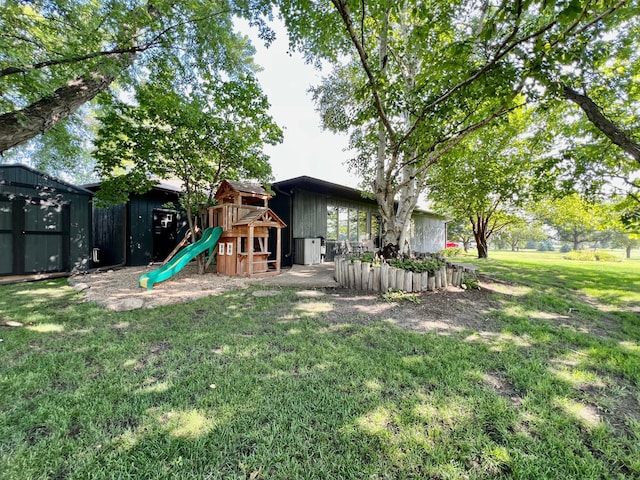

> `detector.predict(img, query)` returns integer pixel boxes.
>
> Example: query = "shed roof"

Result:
[0,164,93,196]
[83,180,183,195]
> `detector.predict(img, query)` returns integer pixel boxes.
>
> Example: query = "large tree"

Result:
[279,0,630,255]
[0,0,274,156]
[427,110,548,258]
[94,67,282,271]
[535,193,609,250]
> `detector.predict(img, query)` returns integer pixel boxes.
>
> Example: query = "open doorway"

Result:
[152,209,178,262]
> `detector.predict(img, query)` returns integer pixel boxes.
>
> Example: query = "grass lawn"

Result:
[1,252,639,479]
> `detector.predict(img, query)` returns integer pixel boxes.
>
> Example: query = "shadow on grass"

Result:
[0,279,639,479]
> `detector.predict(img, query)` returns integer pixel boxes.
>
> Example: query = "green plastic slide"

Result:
[138,226,223,290]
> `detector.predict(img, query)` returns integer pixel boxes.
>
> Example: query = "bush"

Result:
[563,250,596,261]
[388,257,444,273]
[352,251,380,265]
[594,252,623,262]
[438,247,462,257]
[559,244,572,253]
[563,250,622,262]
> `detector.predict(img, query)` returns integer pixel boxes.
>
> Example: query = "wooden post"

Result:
[443,266,450,287]
[372,266,380,291]
[353,260,362,290]
[381,263,389,292]
[387,267,396,290]
[421,272,428,291]
[362,262,370,290]
[342,258,348,286]
[275,227,281,274]
[404,270,413,293]
[348,263,355,288]
[428,273,436,291]
[248,225,254,277]
[396,267,403,290]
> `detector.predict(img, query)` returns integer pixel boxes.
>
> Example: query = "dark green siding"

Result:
[0,165,92,275]
[291,190,328,238]
[276,188,379,265]
[89,187,183,267]
[93,203,126,266]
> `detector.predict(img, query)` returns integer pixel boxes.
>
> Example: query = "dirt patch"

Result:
[68,264,505,335]
[69,264,249,310]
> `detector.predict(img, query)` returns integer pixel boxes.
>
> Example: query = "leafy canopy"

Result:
[0,0,275,177]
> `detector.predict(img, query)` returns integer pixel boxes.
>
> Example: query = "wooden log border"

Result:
[333,256,476,293]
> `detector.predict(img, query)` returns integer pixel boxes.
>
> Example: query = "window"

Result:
[327,206,338,240]
[327,202,374,245]
[348,208,358,242]
[358,211,367,242]
[338,207,348,240]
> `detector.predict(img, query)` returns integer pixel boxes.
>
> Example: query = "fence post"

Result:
[361,262,370,291]
[381,263,389,292]
[428,272,436,291]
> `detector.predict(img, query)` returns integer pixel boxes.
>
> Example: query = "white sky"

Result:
[238,18,361,188]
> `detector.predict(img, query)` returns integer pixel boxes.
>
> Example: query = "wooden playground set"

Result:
[138,180,286,289]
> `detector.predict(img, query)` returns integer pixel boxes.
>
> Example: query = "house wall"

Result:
[271,177,447,264]
[0,165,92,275]
[412,213,446,253]
[291,189,328,238]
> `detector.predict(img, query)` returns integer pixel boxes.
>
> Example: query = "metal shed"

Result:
[0,164,92,276]
[85,183,187,267]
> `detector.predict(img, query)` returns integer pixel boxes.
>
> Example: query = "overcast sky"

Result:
[238,18,361,188]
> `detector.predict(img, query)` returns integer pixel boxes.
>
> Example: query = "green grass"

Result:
[1,253,639,479]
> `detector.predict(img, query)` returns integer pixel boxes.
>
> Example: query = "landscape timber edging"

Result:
[333,255,477,293]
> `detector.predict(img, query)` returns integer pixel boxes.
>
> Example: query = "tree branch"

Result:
[0,10,230,79]
[331,0,397,151]
[563,86,640,165]
[0,62,129,154]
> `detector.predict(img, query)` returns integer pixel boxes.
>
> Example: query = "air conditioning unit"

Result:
[294,238,322,265]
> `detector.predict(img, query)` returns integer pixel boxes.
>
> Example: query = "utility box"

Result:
[294,238,322,265]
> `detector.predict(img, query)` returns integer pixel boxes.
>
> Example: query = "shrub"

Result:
[595,252,623,262]
[352,251,380,265]
[438,246,463,257]
[559,244,572,253]
[388,257,444,273]
[564,250,596,261]
[563,250,622,262]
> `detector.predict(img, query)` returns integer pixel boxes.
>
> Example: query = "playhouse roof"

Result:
[215,180,270,199]
[235,207,286,228]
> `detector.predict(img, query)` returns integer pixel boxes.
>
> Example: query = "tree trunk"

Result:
[476,235,489,258]
[472,215,489,259]
[627,245,632,259]
[0,71,117,154]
